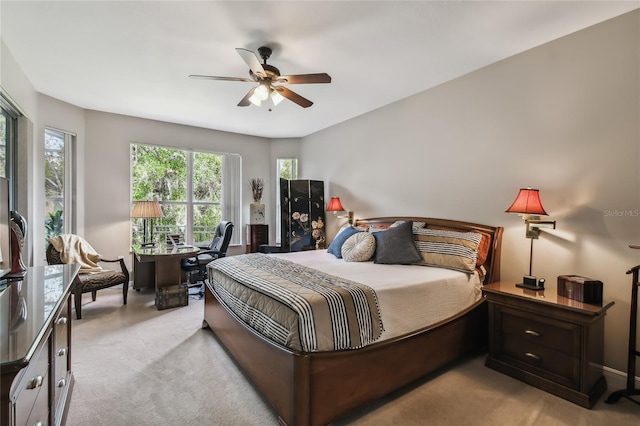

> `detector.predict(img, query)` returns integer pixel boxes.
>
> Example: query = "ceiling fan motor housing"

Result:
[258,46,272,61]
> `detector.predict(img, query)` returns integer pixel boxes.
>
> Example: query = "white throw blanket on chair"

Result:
[49,234,103,273]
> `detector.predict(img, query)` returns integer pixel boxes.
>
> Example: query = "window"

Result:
[0,113,8,178]
[44,128,76,243]
[275,158,298,244]
[130,143,241,246]
[0,93,19,204]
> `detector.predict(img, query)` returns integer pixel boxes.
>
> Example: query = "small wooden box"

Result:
[557,275,603,305]
[155,284,188,310]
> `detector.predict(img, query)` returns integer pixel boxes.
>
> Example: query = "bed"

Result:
[203,217,503,426]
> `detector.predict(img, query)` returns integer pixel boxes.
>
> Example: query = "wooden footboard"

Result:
[204,283,488,426]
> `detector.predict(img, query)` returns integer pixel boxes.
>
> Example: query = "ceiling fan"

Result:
[189,46,331,109]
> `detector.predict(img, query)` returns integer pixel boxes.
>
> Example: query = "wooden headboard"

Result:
[354,216,504,284]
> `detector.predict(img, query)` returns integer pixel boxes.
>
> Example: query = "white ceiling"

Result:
[1,1,638,139]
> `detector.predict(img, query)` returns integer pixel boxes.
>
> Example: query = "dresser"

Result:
[1,264,80,426]
[483,282,614,408]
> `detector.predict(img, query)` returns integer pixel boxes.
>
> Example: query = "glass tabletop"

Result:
[133,243,200,257]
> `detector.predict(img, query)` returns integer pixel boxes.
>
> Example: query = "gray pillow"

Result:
[372,220,422,265]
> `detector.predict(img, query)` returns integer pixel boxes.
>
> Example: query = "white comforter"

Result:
[272,250,482,341]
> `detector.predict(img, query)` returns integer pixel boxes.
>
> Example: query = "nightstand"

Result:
[483,282,614,408]
[246,224,268,253]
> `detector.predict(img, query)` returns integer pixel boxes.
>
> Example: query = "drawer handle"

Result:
[57,348,67,357]
[28,375,44,389]
[57,379,66,388]
[56,316,68,325]
[524,352,541,361]
[524,329,541,337]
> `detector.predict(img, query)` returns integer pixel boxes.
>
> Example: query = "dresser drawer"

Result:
[13,339,50,426]
[53,297,71,414]
[24,383,49,426]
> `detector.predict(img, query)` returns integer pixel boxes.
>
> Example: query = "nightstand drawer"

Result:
[502,335,579,388]
[494,307,581,388]
[500,307,580,356]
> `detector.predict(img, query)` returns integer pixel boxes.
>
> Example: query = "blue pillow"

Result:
[327,226,360,258]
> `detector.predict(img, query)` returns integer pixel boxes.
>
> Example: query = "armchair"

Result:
[181,221,233,296]
[46,235,129,319]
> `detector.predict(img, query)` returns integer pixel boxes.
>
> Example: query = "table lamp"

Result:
[131,201,164,247]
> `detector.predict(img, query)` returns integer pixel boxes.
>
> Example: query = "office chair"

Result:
[181,221,233,297]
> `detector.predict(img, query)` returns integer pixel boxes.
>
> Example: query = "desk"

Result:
[132,245,200,291]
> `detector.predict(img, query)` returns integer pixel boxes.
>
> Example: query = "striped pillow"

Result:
[413,228,481,273]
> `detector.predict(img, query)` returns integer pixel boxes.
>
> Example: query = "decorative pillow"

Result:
[413,228,482,273]
[327,226,360,258]
[341,232,376,262]
[372,221,422,265]
[427,225,490,268]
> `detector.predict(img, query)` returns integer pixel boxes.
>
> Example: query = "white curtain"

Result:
[222,153,242,246]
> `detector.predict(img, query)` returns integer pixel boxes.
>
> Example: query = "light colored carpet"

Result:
[66,286,639,425]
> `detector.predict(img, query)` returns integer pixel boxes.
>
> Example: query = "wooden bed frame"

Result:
[203,217,503,426]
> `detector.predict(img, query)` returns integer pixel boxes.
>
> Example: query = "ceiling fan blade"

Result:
[235,48,266,79]
[189,75,254,82]
[275,86,313,108]
[277,73,332,84]
[238,87,256,107]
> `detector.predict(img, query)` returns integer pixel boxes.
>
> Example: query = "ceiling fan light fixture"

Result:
[271,88,284,106]
[254,83,270,101]
[248,93,262,106]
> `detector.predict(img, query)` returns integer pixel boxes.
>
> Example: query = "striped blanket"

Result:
[208,254,384,352]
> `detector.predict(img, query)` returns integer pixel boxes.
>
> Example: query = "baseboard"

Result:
[603,366,640,392]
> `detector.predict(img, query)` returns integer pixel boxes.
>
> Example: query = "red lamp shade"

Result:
[505,188,548,216]
[326,197,345,212]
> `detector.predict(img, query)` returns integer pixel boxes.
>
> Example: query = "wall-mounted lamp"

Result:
[326,197,354,225]
[506,188,556,287]
[131,201,165,247]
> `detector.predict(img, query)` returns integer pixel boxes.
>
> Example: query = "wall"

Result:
[82,111,277,264]
[301,11,639,372]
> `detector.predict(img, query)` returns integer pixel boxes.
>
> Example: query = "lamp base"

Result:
[515,282,545,291]
[516,275,544,291]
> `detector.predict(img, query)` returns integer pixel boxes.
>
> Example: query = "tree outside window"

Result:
[130,144,223,246]
[0,114,6,178]
[45,128,74,244]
